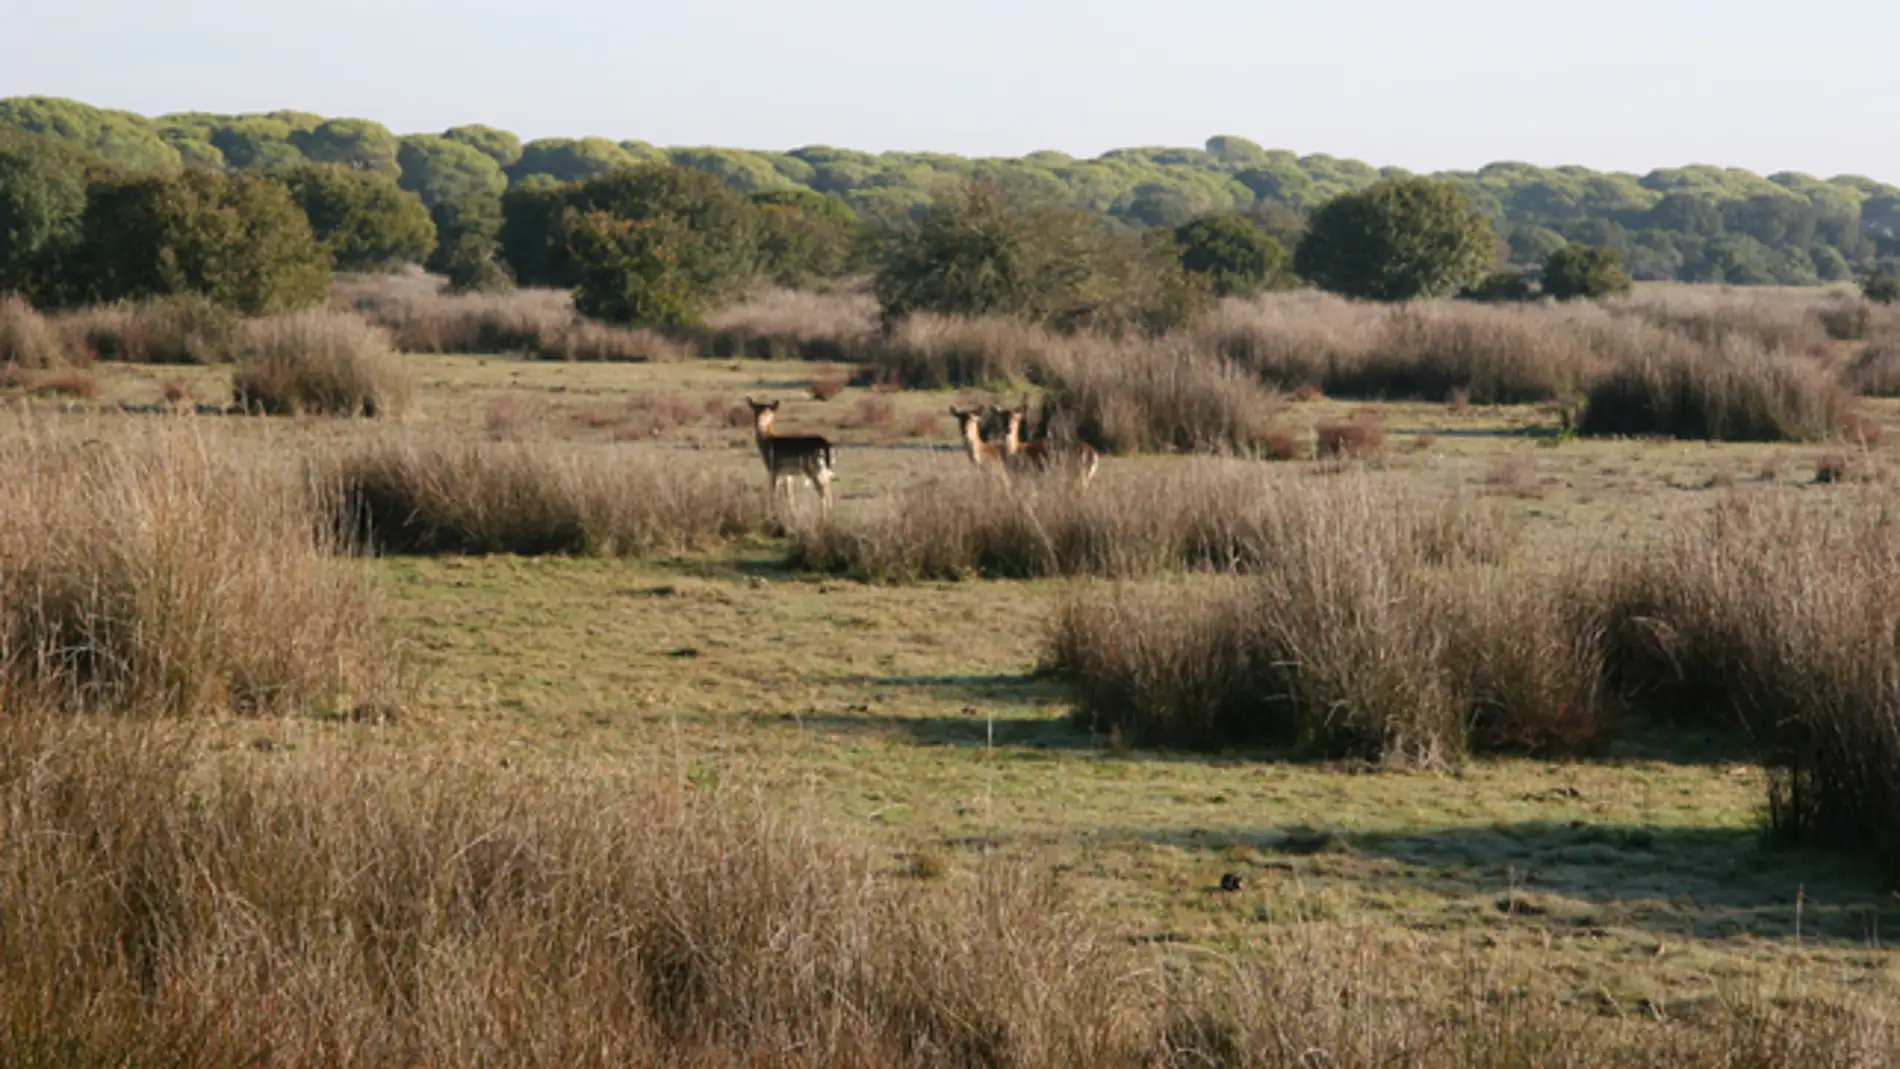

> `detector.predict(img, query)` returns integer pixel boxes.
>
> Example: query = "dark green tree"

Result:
[498,183,571,288]
[0,96,182,172]
[396,134,507,207]
[751,188,860,284]
[567,211,703,326]
[1541,243,1633,300]
[443,124,523,169]
[60,170,329,313]
[0,128,93,298]
[1294,178,1499,300]
[427,191,510,292]
[290,119,401,176]
[280,164,436,271]
[507,138,634,184]
[1172,212,1290,298]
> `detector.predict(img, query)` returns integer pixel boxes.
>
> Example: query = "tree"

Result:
[443,124,523,169]
[751,188,860,285]
[507,138,635,184]
[1506,224,1567,266]
[874,180,1207,332]
[1172,213,1290,298]
[0,96,182,172]
[427,191,510,293]
[498,183,571,288]
[280,164,436,272]
[290,119,401,176]
[567,211,703,326]
[0,128,92,298]
[1541,243,1632,300]
[1294,178,1499,300]
[59,170,329,313]
[396,135,507,207]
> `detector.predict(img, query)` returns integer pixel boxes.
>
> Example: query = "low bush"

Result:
[1844,339,1900,397]
[869,314,1071,390]
[328,436,762,557]
[0,416,390,716]
[1578,337,1856,442]
[231,309,415,417]
[1037,338,1283,455]
[56,293,239,363]
[0,294,72,368]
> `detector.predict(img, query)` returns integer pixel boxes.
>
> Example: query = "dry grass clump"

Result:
[5,719,1880,1067]
[1037,338,1283,455]
[870,313,1075,390]
[1040,477,1581,764]
[691,285,878,361]
[1843,338,1900,397]
[0,294,75,368]
[56,294,240,363]
[327,436,762,557]
[231,309,415,418]
[788,463,1512,586]
[0,416,389,716]
[1591,492,1900,867]
[0,715,1150,1068]
[1578,336,1857,442]
[345,283,681,361]
[1613,286,1833,354]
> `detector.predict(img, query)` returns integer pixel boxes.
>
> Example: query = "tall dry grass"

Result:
[327,435,763,557]
[0,713,1890,1067]
[787,463,1510,584]
[0,415,391,717]
[689,284,879,360]
[1039,476,1585,764]
[1,294,74,368]
[231,309,415,417]
[1592,492,1900,866]
[346,285,684,361]
[1036,337,1284,455]
[1578,336,1856,442]
[56,294,241,364]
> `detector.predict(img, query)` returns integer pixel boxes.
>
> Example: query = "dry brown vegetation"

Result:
[57,294,241,364]
[327,435,762,557]
[230,308,415,417]
[1,293,74,368]
[0,414,390,716]
[1578,336,1856,442]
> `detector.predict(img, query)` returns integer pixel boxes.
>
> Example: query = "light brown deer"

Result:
[745,397,834,512]
[1003,403,1098,488]
[949,405,1011,480]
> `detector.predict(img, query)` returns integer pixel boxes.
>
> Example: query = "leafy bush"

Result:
[1172,212,1290,298]
[1542,243,1633,300]
[58,170,330,314]
[1295,177,1500,301]
[751,188,860,285]
[873,180,1208,333]
[1460,271,1533,302]
[230,309,413,417]
[1578,337,1855,442]
[280,163,436,272]
[425,191,510,293]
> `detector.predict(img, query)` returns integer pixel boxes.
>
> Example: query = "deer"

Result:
[1003,401,1098,489]
[949,405,1011,480]
[745,397,834,513]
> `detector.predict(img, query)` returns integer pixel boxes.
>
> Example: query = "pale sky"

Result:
[4,0,1896,181]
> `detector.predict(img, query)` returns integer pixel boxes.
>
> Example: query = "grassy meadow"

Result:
[4,277,1900,1066]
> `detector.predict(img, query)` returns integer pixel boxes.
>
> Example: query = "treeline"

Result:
[6,94,1900,287]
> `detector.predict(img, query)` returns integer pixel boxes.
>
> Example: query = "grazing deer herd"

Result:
[746,394,1095,512]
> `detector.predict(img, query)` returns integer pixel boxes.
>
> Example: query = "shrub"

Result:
[328,436,761,557]
[1541,243,1633,300]
[0,415,390,715]
[1862,270,1900,305]
[1036,337,1282,455]
[1172,212,1291,298]
[1460,271,1533,302]
[1315,417,1385,459]
[869,313,1069,389]
[1845,339,1900,396]
[1295,177,1500,301]
[230,309,414,417]
[0,294,72,368]
[58,293,239,363]
[57,170,330,314]
[1590,494,1900,869]
[1578,337,1856,442]
[751,187,861,285]
[873,180,1207,333]
[1040,478,1564,763]
[280,163,437,272]
[692,285,878,361]
[425,190,511,293]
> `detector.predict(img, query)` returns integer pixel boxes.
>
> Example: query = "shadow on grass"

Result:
[1120,819,1895,948]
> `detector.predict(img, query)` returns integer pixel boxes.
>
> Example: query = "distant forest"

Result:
[5,94,1899,286]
